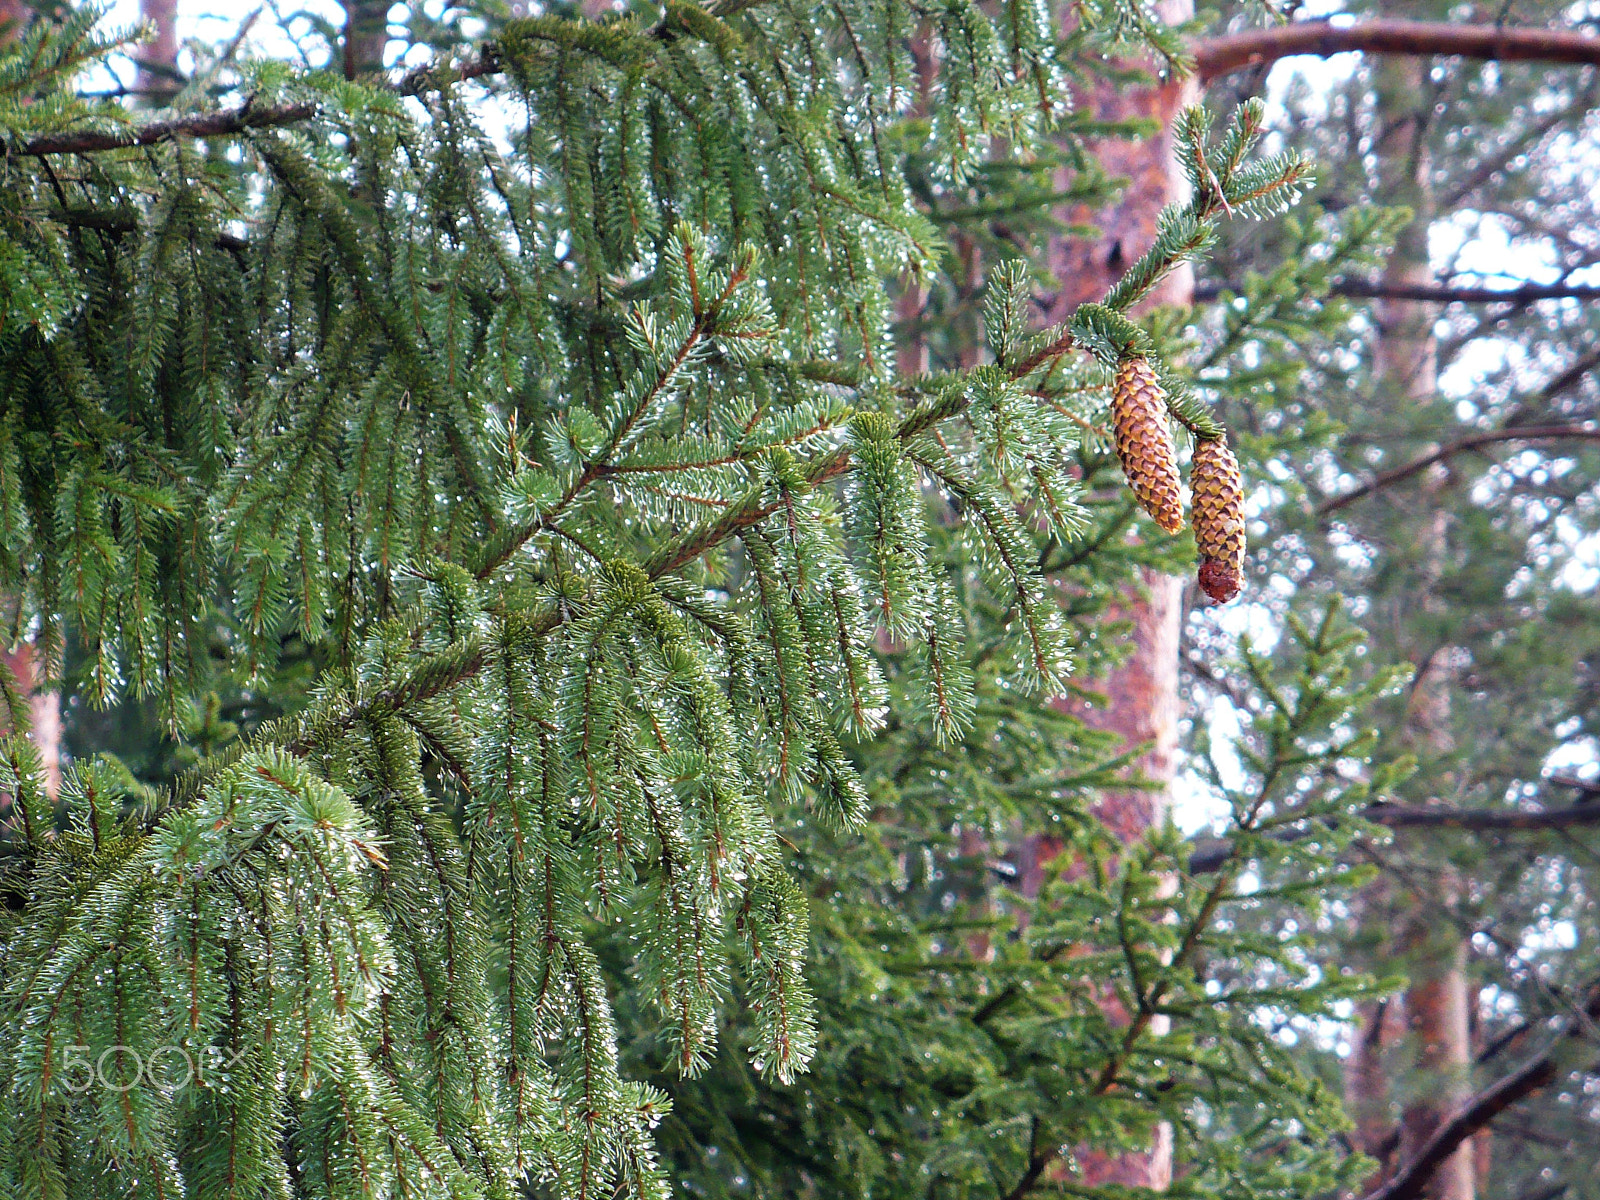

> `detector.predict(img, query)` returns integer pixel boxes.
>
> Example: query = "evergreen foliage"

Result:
[1198,0,1600,1189]
[0,3,1406,1199]
[630,599,1408,1200]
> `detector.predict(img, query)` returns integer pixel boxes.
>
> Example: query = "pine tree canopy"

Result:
[0,4,1393,1199]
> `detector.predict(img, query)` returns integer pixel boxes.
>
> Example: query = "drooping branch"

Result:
[1195,19,1600,82]
[1195,279,1600,306]
[16,101,315,156]
[1318,423,1600,514]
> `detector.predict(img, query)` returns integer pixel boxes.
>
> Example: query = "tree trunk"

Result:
[1347,995,1404,1184]
[1038,0,1195,1186]
[1371,52,1476,1200]
[0,643,61,797]
[342,0,390,79]
[894,26,936,381]
[0,2,61,803]
[1398,912,1475,1200]
[0,0,28,39]
[135,0,181,98]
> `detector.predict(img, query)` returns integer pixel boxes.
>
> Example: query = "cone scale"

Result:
[1191,435,1246,603]
[1111,357,1185,536]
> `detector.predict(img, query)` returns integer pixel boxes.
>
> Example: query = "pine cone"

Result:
[1191,435,1245,603]
[1111,356,1184,535]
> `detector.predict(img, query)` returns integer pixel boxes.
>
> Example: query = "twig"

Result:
[1186,800,1600,875]
[1195,279,1600,306]
[1318,424,1600,514]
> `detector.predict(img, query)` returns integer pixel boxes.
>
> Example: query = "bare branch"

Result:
[1195,279,1600,306]
[1365,802,1600,831]
[1187,801,1600,874]
[1551,775,1600,798]
[397,46,504,96]
[1360,1046,1564,1200]
[14,26,495,159]
[16,101,316,157]
[1478,981,1600,1066]
[1318,424,1600,515]
[1195,19,1600,83]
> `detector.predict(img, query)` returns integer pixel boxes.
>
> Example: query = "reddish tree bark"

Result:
[0,0,27,38]
[0,1,61,804]
[135,0,180,97]
[0,643,61,798]
[894,27,937,381]
[342,0,390,79]
[1369,53,1476,1200]
[1399,947,1476,1200]
[1347,994,1405,1184]
[1195,19,1600,82]
[1040,0,1194,853]
[1029,0,1196,1188]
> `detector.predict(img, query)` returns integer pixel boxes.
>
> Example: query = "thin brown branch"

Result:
[37,20,1597,158]
[1364,802,1600,831]
[1534,344,1600,411]
[1195,19,1600,83]
[999,1153,1051,1200]
[1477,981,1600,1066]
[1360,1045,1563,1200]
[1195,279,1600,306]
[397,43,504,95]
[1318,424,1600,514]
[19,22,513,160]
[1551,775,1600,797]
[16,101,316,156]
[1186,801,1600,874]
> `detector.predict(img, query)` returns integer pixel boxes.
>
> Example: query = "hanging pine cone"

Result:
[1191,434,1246,603]
[1112,356,1184,535]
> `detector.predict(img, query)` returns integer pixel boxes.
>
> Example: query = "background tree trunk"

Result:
[342,0,390,79]
[1347,993,1405,1187]
[1037,0,1196,1185]
[0,1,59,802]
[1369,52,1476,1200]
[0,0,27,39]
[135,0,180,97]
[0,643,61,797]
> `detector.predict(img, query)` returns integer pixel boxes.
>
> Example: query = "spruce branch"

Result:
[0,5,1344,1190]
[13,100,315,156]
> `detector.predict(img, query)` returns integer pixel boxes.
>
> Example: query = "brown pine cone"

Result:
[1191,435,1245,603]
[1111,357,1184,535]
